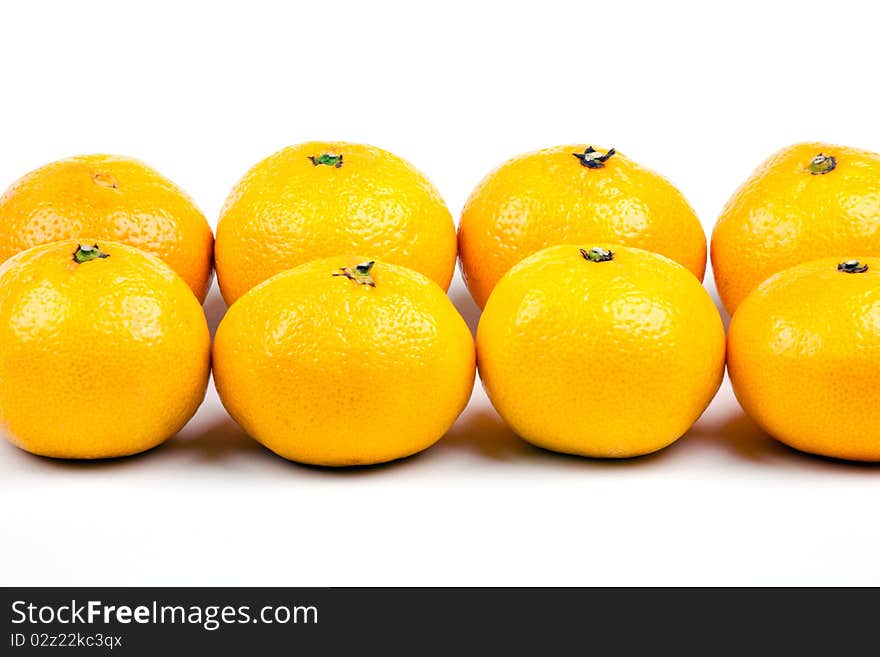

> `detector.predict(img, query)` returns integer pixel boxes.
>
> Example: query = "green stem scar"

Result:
[838,260,868,274]
[573,146,616,169]
[308,153,343,168]
[580,247,614,262]
[808,154,836,175]
[73,244,110,263]
[333,260,376,286]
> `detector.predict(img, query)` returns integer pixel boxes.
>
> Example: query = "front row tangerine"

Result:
[212,257,475,466]
[476,244,726,458]
[0,240,211,458]
[727,256,880,462]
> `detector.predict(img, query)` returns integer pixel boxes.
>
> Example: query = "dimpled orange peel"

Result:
[712,142,880,314]
[728,256,880,461]
[0,154,214,302]
[476,244,725,457]
[212,256,475,466]
[458,144,706,308]
[0,239,211,458]
[214,142,457,305]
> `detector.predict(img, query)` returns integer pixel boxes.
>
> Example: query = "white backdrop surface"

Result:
[1,0,878,586]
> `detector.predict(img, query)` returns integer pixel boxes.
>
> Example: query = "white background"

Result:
[1,0,878,586]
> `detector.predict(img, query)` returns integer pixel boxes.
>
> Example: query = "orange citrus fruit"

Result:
[215,142,456,305]
[458,145,706,308]
[0,240,210,458]
[712,142,880,314]
[728,256,880,461]
[213,257,475,466]
[0,154,214,302]
[476,244,725,457]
